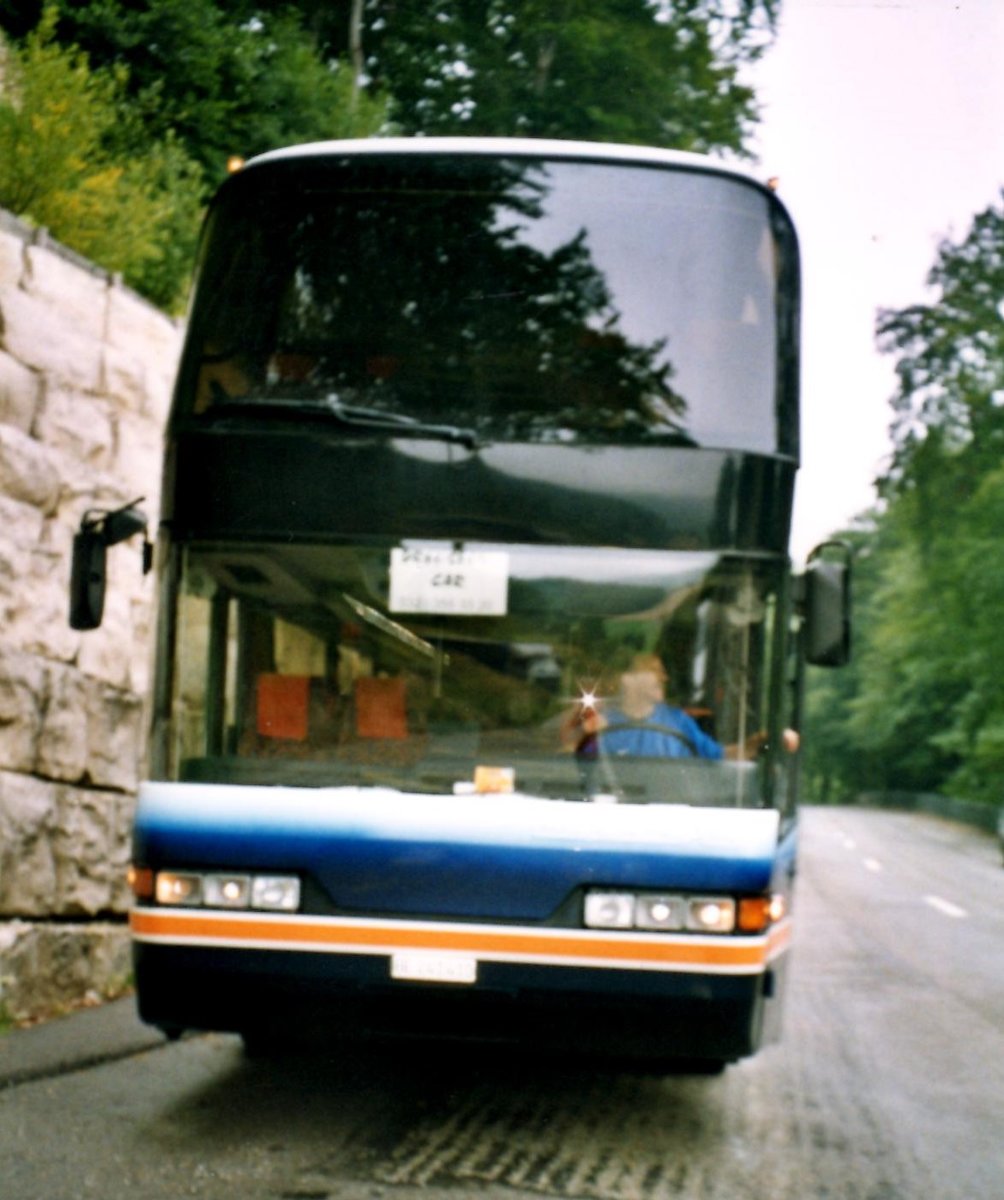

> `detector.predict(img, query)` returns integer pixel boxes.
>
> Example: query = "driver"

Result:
[599,654,723,760]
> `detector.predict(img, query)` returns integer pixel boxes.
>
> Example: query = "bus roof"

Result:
[242,137,786,206]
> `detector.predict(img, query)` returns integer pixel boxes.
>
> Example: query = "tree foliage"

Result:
[241,0,778,153]
[33,0,387,184]
[5,2,779,167]
[0,3,387,307]
[804,195,1004,806]
[0,10,205,309]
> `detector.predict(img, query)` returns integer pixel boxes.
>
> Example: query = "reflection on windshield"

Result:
[163,541,786,809]
[181,157,787,452]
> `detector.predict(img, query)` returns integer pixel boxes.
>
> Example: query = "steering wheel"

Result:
[596,721,699,758]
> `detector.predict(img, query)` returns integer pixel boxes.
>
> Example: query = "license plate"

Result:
[390,951,478,985]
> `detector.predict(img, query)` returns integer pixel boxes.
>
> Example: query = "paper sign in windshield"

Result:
[389,548,509,616]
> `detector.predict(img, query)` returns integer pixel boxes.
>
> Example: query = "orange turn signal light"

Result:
[738,894,786,933]
[127,865,155,899]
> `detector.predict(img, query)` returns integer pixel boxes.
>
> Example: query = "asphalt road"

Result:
[1,806,1002,1200]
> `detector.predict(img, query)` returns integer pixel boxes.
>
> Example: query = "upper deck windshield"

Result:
[160,540,790,809]
[178,153,798,456]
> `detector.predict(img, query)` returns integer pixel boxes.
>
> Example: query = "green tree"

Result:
[0,12,204,309]
[878,196,1004,520]
[933,463,1004,799]
[803,195,1004,806]
[0,3,388,304]
[233,0,778,153]
[875,196,1004,801]
[35,0,387,185]
[802,506,969,804]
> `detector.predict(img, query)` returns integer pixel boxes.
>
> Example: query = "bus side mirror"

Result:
[803,542,851,667]
[69,527,108,630]
[69,498,151,631]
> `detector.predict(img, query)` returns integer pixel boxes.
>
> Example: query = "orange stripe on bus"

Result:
[131,908,782,971]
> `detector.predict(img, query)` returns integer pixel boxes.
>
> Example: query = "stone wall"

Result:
[0,210,181,1021]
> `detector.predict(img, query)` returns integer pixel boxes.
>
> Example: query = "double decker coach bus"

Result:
[73,138,848,1070]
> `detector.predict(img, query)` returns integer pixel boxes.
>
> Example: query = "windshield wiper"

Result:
[204,391,485,450]
[322,395,485,449]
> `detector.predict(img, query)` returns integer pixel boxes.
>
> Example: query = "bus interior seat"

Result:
[354,676,408,740]
[256,673,310,741]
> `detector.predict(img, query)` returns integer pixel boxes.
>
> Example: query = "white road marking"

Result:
[924,894,968,920]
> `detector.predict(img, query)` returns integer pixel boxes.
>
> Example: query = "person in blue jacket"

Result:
[598,653,723,760]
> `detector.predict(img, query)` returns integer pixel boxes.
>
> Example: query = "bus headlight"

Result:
[583,889,745,934]
[251,875,301,912]
[635,895,685,930]
[150,869,301,913]
[203,874,252,909]
[155,872,203,906]
[686,897,736,933]
[584,892,635,929]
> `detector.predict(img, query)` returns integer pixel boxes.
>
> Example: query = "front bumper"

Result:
[132,906,789,1063]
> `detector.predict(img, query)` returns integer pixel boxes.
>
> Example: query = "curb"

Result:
[0,994,165,1088]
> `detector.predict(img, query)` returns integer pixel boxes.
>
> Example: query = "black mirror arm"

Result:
[81,497,153,573]
[806,540,852,569]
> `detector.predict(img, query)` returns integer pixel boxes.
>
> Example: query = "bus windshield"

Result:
[179,155,797,455]
[162,540,788,808]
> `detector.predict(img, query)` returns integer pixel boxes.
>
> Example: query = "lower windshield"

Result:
[159,540,787,808]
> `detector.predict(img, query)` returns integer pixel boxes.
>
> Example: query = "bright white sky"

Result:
[743,0,1004,561]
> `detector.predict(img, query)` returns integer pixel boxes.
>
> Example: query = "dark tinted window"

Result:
[180,155,797,454]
